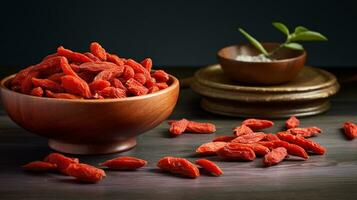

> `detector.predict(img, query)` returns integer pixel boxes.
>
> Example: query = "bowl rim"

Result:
[217,42,306,64]
[0,74,179,103]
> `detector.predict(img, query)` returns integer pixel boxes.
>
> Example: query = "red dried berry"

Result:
[122,65,135,80]
[79,62,118,72]
[277,132,326,155]
[229,143,270,157]
[156,82,169,90]
[134,73,147,85]
[288,127,322,138]
[57,46,92,63]
[263,147,288,167]
[343,122,357,140]
[84,52,101,62]
[44,153,79,175]
[195,159,223,176]
[217,143,256,161]
[100,156,147,170]
[94,66,124,81]
[169,118,189,136]
[141,58,152,72]
[126,59,151,81]
[32,78,63,93]
[286,116,300,129]
[185,121,216,134]
[89,80,111,93]
[233,124,254,136]
[61,75,92,98]
[157,157,200,178]
[98,87,126,98]
[126,78,148,96]
[22,161,57,172]
[264,133,280,141]
[46,90,82,99]
[151,70,169,82]
[66,163,106,183]
[106,53,125,66]
[30,87,44,97]
[196,142,227,155]
[242,119,274,130]
[231,132,266,144]
[212,135,237,142]
[90,42,107,61]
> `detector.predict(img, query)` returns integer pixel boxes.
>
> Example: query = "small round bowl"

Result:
[0,74,179,155]
[217,43,306,85]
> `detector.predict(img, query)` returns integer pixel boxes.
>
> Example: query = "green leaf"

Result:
[272,22,290,36]
[290,31,328,41]
[294,26,308,34]
[238,28,268,56]
[284,43,304,50]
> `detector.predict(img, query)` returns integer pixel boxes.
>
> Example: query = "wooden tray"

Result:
[191,64,340,118]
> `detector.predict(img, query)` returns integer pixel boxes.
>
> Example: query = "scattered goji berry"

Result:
[231,132,266,144]
[90,42,107,61]
[212,135,236,142]
[343,122,357,140]
[100,156,147,170]
[277,132,326,155]
[61,75,92,98]
[126,78,148,96]
[66,163,106,183]
[57,46,92,63]
[22,161,57,172]
[242,119,274,130]
[157,157,200,178]
[196,142,227,155]
[169,118,189,136]
[259,140,309,159]
[229,143,270,156]
[44,153,79,175]
[30,87,44,97]
[264,133,280,141]
[151,70,169,82]
[141,58,152,72]
[217,143,256,161]
[288,127,322,138]
[233,124,254,136]
[195,159,223,176]
[185,121,216,134]
[263,147,287,167]
[286,116,300,129]
[32,78,63,93]
[98,87,126,98]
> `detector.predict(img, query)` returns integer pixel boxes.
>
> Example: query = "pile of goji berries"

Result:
[10,42,170,99]
[194,117,327,167]
[23,153,147,183]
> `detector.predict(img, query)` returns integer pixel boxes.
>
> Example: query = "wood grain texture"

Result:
[0,68,357,200]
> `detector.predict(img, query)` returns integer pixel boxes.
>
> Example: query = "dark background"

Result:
[1,0,356,68]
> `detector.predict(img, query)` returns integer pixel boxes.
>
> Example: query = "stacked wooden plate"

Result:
[191,64,340,118]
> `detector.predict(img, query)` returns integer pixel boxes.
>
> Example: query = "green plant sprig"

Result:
[238,22,328,58]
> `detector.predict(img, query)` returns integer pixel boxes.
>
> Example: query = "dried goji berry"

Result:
[134,73,147,85]
[22,161,57,172]
[89,80,111,92]
[195,159,223,176]
[44,153,79,175]
[212,135,236,142]
[343,122,357,140]
[66,163,106,183]
[141,58,152,72]
[185,121,216,134]
[79,62,118,72]
[45,90,82,99]
[126,78,148,96]
[242,119,274,130]
[60,57,79,77]
[90,42,107,61]
[70,63,81,72]
[107,53,125,66]
[100,156,147,170]
[98,87,126,98]
[259,140,308,159]
[111,78,127,90]
[217,143,256,161]
[151,70,169,83]
[77,71,96,83]
[122,65,135,80]
[157,157,200,178]
[169,118,189,136]
[125,59,151,81]
[30,87,44,97]
[84,52,101,62]
[47,72,64,83]
[288,127,322,138]
[32,78,63,93]
[228,143,270,156]
[277,132,326,155]
[94,66,124,81]
[12,65,37,86]
[20,71,40,94]
[196,142,227,155]
[231,132,266,144]
[61,75,92,98]
[36,56,64,77]
[148,85,160,93]
[264,133,280,141]
[285,116,300,129]
[233,124,254,136]
[263,147,287,167]
[156,82,169,90]
[42,53,58,61]
[57,46,92,63]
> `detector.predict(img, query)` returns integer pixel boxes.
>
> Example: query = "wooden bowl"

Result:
[217,43,306,85]
[0,74,179,155]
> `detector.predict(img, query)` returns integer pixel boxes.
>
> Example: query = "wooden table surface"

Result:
[1,67,357,200]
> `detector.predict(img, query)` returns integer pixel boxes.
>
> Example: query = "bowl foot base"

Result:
[48,138,137,155]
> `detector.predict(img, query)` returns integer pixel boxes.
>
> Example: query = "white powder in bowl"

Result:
[235,54,274,62]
